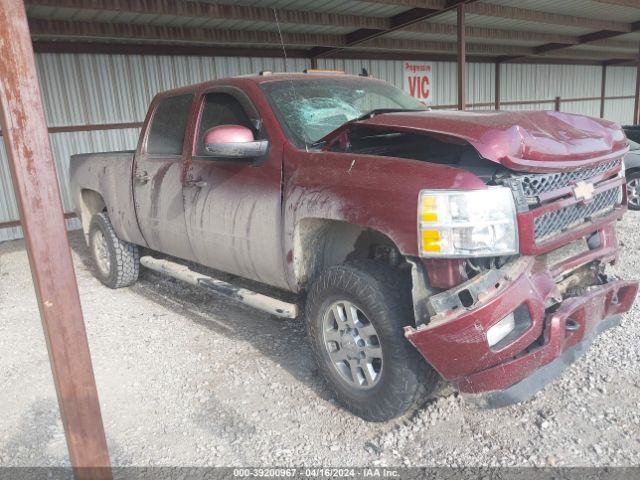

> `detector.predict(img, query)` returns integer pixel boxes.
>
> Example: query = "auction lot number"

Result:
[233,468,360,477]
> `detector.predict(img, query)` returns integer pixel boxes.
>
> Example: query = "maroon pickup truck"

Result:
[70,72,638,421]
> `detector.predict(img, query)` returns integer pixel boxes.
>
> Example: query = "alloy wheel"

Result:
[321,300,383,389]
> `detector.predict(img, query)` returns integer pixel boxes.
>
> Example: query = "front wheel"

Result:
[627,171,640,211]
[305,260,438,422]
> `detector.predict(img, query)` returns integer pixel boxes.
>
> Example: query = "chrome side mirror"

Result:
[203,125,268,159]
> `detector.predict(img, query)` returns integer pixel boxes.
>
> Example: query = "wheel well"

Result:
[293,218,402,289]
[79,189,106,239]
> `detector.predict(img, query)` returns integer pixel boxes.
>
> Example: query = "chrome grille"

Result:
[534,187,622,242]
[520,159,620,198]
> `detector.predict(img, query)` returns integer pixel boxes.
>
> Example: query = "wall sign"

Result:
[403,62,432,102]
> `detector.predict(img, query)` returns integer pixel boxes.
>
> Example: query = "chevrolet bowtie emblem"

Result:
[573,181,595,202]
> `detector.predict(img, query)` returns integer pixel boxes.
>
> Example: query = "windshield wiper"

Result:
[308,108,426,149]
[351,108,426,123]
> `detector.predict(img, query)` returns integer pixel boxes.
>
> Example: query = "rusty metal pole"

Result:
[600,64,607,119]
[457,3,466,111]
[0,2,112,479]
[494,62,501,110]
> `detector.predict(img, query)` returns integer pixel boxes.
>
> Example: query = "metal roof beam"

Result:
[28,0,571,48]
[28,18,538,57]
[29,0,609,54]
[25,0,636,65]
[345,6,441,44]
[532,24,640,55]
[361,37,534,56]
[357,0,447,7]
[542,48,639,60]
[402,22,579,45]
[604,58,638,66]
[467,2,632,32]
[28,19,346,47]
[31,40,615,65]
[25,0,388,30]
[32,41,311,58]
[311,0,476,58]
[501,20,640,62]
[589,0,640,7]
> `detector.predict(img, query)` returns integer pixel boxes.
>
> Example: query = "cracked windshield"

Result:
[261,77,427,147]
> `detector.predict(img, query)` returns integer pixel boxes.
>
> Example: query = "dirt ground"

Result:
[1,213,640,468]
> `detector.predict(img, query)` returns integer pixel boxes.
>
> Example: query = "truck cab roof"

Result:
[152,72,384,97]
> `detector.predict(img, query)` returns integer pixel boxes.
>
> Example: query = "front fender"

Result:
[282,147,486,289]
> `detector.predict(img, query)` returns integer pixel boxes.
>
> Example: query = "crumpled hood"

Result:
[342,110,628,173]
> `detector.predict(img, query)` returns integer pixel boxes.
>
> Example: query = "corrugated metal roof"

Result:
[385,30,543,48]
[488,0,640,24]
[26,6,355,35]
[570,43,639,54]
[429,11,597,36]
[24,0,640,63]
[614,31,640,42]
[201,0,407,17]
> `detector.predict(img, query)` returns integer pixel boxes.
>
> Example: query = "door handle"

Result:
[135,171,150,184]
[185,178,207,188]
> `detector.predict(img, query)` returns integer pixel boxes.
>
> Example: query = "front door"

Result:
[183,90,288,289]
[133,93,196,261]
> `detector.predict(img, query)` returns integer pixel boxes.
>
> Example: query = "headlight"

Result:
[418,187,519,257]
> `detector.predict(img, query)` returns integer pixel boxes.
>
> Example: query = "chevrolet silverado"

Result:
[70,72,638,421]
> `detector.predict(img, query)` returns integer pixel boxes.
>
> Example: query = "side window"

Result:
[147,94,193,155]
[196,93,256,155]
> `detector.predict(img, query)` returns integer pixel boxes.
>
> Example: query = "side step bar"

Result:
[140,256,298,319]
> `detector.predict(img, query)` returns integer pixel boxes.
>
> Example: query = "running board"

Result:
[139,256,298,319]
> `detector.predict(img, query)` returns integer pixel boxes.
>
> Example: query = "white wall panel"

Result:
[34,53,310,128]
[604,99,635,127]
[560,99,601,119]
[317,58,494,107]
[500,64,603,102]
[606,66,636,97]
[603,66,637,126]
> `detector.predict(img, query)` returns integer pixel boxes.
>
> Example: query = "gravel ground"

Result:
[1,213,640,468]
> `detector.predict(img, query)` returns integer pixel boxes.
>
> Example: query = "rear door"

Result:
[182,88,288,289]
[133,93,196,261]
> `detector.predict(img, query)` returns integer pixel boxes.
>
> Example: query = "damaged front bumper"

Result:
[405,224,638,406]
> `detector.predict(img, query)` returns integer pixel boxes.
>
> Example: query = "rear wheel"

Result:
[306,260,438,422]
[627,171,640,211]
[89,212,140,288]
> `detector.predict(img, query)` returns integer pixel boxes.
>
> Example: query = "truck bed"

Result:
[69,150,144,247]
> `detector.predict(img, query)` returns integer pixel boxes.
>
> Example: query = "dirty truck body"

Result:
[70,74,638,421]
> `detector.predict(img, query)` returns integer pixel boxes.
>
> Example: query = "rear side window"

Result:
[147,94,193,155]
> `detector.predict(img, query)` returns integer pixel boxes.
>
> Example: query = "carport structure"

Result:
[21,0,640,119]
[1,1,640,479]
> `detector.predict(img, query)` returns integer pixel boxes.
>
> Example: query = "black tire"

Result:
[89,212,140,288]
[305,260,438,422]
[626,170,640,211]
